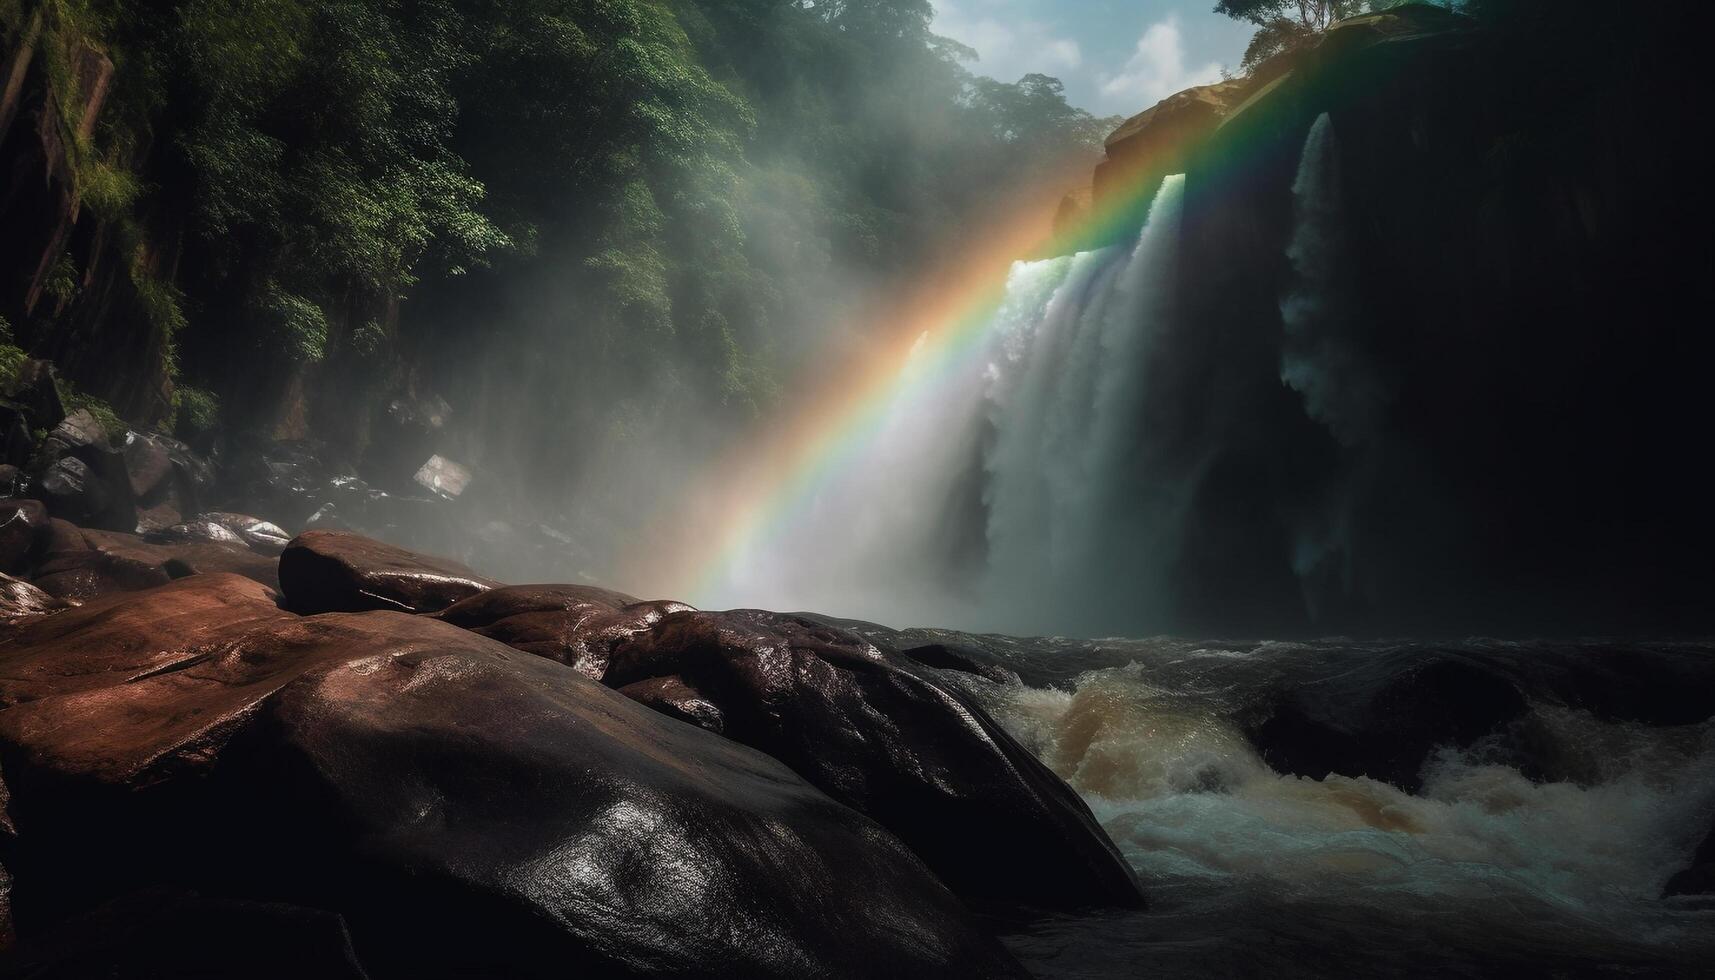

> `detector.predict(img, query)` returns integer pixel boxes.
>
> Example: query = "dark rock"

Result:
[412,453,472,499]
[0,401,33,467]
[0,358,66,431]
[201,511,292,555]
[1,571,70,623]
[27,411,136,533]
[899,641,1021,684]
[1665,821,1715,897]
[0,577,1025,979]
[120,430,173,498]
[0,893,371,980]
[33,456,102,523]
[1243,653,1528,793]
[147,518,248,549]
[599,608,1144,911]
[279,529,497,614]
[49,408,107,451]
[0,463,26,498]
[29,522,278,599]
[434,584,691,680]
[363,391,452,492]
[1,498,49,573]
[614,675,726,733]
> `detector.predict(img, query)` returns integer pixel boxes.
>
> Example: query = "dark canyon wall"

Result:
[1075,4,1713,636]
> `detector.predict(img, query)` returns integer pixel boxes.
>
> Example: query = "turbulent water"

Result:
[707,104,1715,975]
[827,627,1715,977]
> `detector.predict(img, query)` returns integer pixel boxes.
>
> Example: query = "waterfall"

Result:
[1279,113,1393,620]
[981,175,1186,629]
[710,175,1188,634]
[1281,113,1387,447]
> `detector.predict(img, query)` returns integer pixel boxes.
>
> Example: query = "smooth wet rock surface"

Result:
[0,575,1026,978]
[599,608,1144,910]
[434,583,691,680]
[279,529,497,614]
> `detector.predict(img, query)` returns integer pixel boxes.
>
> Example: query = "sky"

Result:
[931,0,1256,117]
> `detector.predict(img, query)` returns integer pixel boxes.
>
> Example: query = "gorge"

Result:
[3,2,1713,977]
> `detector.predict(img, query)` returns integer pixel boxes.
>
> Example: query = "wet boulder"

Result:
[279,530,497,614]
[1242,651,1528,793]
[898,641,1021,684]
[1,571,69,624]
[147,518,247,549]
[0,463,26,497]
[28,522,278,600]
[124,430,215,532]
[120,430,174,499]
[599,608,1145,911]
[0,402,32,467]
[0,577,1025,979]
[1,358,66,431]
[363,391,452,492]
[27,411,135,532]
[201,512,292,555]
[1666,821,1715,897]
[434,584,691,680]
[0,893,371,980]
[1,498,49,573]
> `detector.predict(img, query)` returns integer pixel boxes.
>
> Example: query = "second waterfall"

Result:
[708,175,1190,633]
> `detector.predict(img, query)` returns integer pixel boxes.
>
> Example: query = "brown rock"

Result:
[1,571,71,624]
[279,530,497,614]
[435,584,691,680]
[29,522,279,600]
[600,609,1145,911]
[0,578,1025,978]
[1,498,49,573]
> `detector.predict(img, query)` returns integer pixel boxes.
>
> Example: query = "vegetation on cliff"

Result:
[0,0,1113,476]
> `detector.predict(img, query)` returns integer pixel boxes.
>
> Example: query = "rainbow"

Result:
[627,143,1207,605]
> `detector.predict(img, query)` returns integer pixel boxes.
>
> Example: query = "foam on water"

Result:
[978,664,1715,975]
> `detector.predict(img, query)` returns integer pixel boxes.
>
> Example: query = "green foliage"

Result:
[170,384,219,438]
[54,376,125,437]
[45,252,77,306]
[78,158,141,219]
[11,0,1121,513]
[0,316,25,390]
[255,285,329,363]
[1214,1,1370,70]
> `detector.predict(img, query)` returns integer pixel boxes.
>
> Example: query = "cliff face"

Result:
[1066,5,1714,634]
[0,12,184,428]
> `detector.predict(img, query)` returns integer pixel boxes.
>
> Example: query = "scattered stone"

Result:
[1,570,70,623]
[147,519,248,548]
[1,498,49,573]
[121,429,173,498]
[29,522,278,599]
[201,511,293,555]
[413,453,472,499]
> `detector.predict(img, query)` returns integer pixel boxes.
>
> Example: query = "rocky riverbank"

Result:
[0,496,1147,976]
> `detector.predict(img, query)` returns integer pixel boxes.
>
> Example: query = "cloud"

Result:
[932,0,1082,83]
[1097,16,1224,111]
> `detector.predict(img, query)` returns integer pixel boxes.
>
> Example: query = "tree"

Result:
[1214,1,1370,71]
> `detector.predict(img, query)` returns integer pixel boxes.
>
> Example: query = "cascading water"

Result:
[710,175,1190,634]
[710,116,1715,976]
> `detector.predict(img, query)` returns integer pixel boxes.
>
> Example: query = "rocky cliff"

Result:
[1050,3,1714,635]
